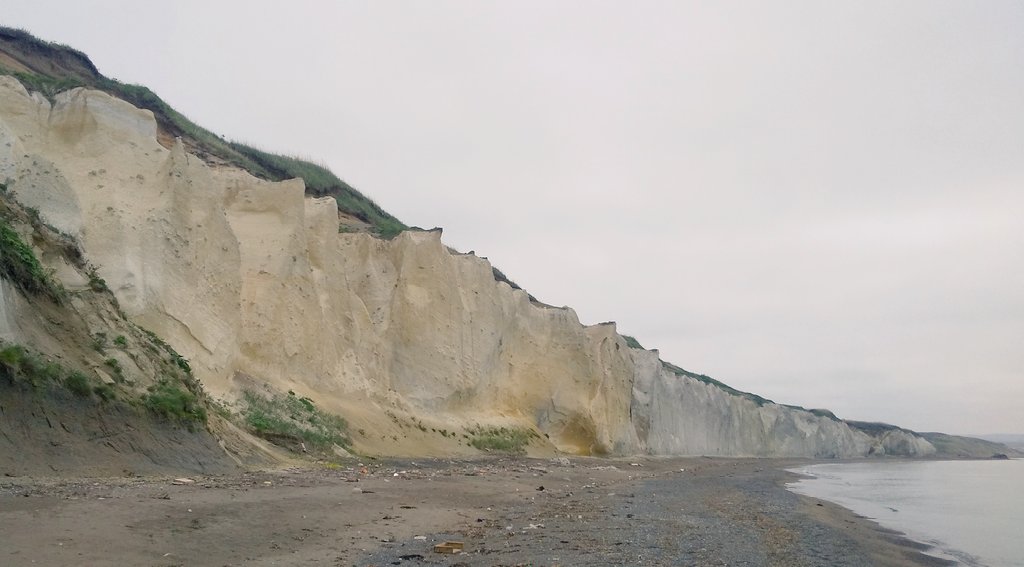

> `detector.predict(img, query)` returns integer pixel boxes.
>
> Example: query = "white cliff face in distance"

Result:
[0,76,935,458]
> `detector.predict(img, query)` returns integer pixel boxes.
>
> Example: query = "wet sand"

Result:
[0,456,952,566]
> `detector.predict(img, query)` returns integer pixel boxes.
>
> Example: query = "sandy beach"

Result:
[0,456,952,566]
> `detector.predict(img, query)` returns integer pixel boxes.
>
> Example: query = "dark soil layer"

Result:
[0,381,238,477]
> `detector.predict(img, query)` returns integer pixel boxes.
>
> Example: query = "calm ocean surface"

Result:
[787,459,1024,566]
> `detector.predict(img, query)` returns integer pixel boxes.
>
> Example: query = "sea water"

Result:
[787,459,1024,566]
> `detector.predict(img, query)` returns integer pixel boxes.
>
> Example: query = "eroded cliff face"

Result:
[0,76,936,458]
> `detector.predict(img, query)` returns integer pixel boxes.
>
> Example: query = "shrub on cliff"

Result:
[0,341,113,401]
[468,426,535,454]
[0,218,63,301]
[144,378,207,428]
[240,390,351,453]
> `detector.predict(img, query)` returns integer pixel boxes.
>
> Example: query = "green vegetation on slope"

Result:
[0,180,216,445]
[1,337,210,435]
[467,425,537,454]
[131,326,210,429]
[240,390,351,453]
[5,70,84,99]
[225,142,405,238]
[0,336,208,429]
[0,217,63,301]
[143,377,207,427]
[0,342,114,401]
[0,27,406,237]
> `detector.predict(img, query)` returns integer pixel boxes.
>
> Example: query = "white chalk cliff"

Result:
[0,76,936,458]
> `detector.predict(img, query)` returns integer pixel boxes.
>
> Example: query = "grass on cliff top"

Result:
[490,266,544,304]
[663,353,840,419]
[781,404,840,421]
[240,390,351,453]
[0,27,97,79]
[0,26,406,238]
[224,142,405,238]
[662,361,772,407]
[621,335,644,349]
[845,420,913,436]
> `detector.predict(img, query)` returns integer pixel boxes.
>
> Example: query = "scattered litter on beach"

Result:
[433,541,464,554]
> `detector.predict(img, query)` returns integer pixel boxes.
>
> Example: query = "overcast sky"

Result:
[4,1,1022,434]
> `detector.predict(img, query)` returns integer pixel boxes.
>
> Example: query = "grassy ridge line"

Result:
[618,328,784,409]
[661,357,840,420]
[0,27,405,237]
[661,360,775,408]
[621,334,644,349]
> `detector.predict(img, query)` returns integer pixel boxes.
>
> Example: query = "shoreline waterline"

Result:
[787,458,1024,567]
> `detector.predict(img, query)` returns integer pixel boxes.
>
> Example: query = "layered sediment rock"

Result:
[0,76,936,458]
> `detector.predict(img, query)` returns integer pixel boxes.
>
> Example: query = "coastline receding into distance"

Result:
[1,6,1022,565]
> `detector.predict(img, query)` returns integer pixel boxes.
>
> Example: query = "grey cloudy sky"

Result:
[4,1,1022,434]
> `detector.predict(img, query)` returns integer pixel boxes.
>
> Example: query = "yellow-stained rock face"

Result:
[0,76,935,458]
